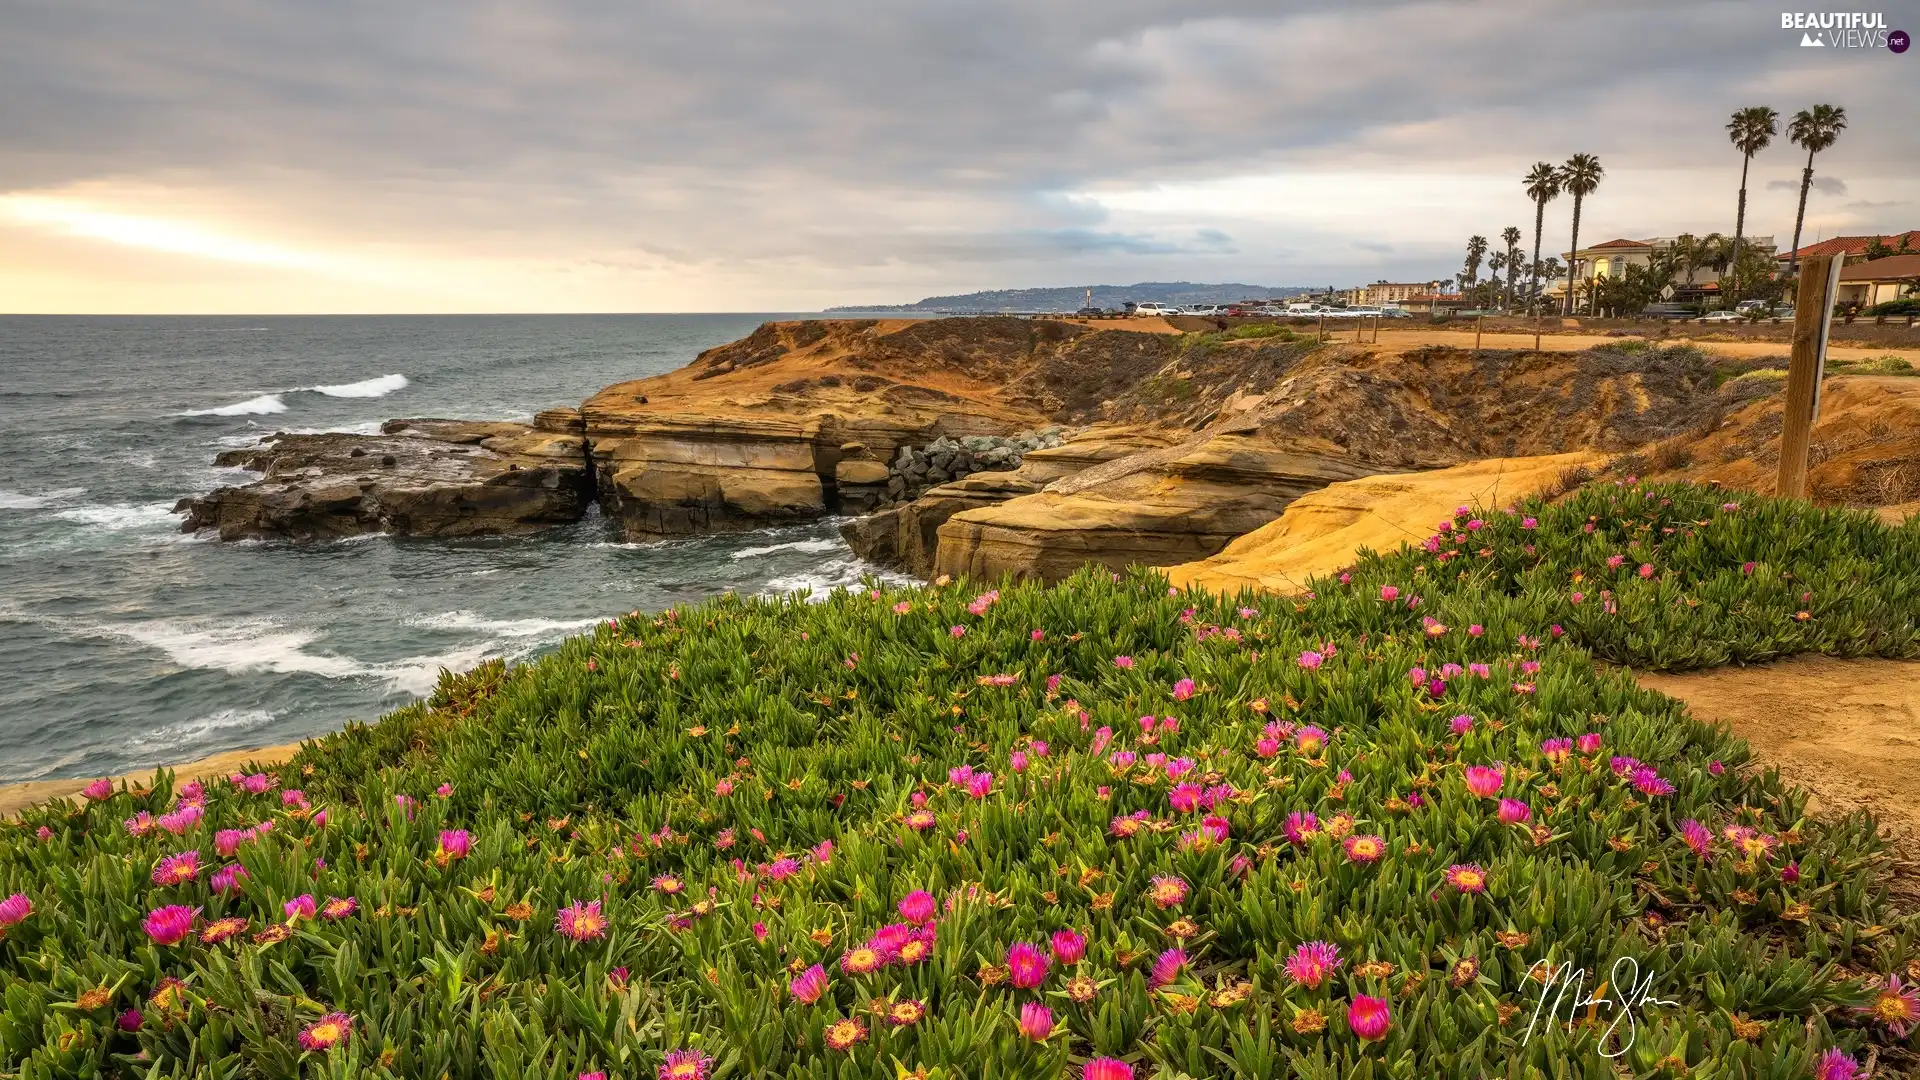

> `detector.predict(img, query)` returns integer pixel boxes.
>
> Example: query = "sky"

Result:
[2,0,1915,313]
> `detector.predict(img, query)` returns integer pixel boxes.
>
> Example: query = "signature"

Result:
[1521,957,1680,1057]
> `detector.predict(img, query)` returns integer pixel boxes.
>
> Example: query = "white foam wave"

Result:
[128,708,278,749]
[311,373,408,398]
[375,643,502,697]
[183,393,287,417]
[759,557,917,601]
[53,502,179,531]
[109,618,368,678]
[0,487,86,510]
[407,610,601,638]
[729,538,843,560]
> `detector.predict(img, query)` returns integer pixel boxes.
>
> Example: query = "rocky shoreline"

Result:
[176,316,1750,582]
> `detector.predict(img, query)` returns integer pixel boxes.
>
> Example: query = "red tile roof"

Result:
[1584,238,1655,251]
[1777,231,1920,260]
[1838,253,1920,281]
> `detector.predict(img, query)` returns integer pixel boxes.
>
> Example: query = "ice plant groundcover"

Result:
[2,482,1918,1079]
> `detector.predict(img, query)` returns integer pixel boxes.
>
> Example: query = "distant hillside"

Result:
[826,281,1313,313]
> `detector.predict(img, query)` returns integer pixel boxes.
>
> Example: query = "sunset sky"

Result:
[3,0,1914,313]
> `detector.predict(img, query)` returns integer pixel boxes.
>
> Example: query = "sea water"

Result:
[0,314,913,782]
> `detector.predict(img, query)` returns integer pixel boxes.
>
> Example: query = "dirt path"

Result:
[0,743,301,820]
[1634,656,1920,904]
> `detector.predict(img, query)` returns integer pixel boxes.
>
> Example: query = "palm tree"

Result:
[1785,104,1847,279]
[1500,226,1523,309]
[1522,162,1561,311]
[1462,235,1489,292]
[1558,154,1604,315]
[1487,251,1507,308]
[1724,106,1777,302]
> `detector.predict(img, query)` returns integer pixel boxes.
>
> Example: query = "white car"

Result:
[1182,305,1228,317]
[1132,303,1182,317]
[1698,311,1745,323]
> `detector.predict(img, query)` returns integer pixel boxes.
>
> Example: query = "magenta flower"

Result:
[437,829,472,861]
[1445,864,1489,894]
[1285,941,1342,988]
[0,893,31,928]
[1347,994,1391,1041]
[115,1007,143,1032]
[1298,649,1324,670]
[320,896,358,920]
[1449,713,1474,735]
[1007,941,1050,988]
[142,905,198,945]
[1017,1001,1054,1041]
[1009,750,1029,774]
[284,894,317,921]
[1284,811,1320,845]
[1083,1060,1135,1080]
[1050,929,1087,964]
[789,963,829,1003]
[211,864,248,895]
[213,829,246,857]
[1861,973,1918,1037]
[1379,585,1400,602]
[1496,799,1531,824]
[1147,875,1189,909]
[657,1048,714,1080]
[1463,765,1504,798]
[948,625,966,638]
[1295,725,1326,753]
[1343,834,1387,863]
[1678,819,1712,858]
[1540,738,1573,764]
[151,850,203,887]
[1171,678,1196,701]
[1630,766,1675,796]
[1148,947,1188,988]
[898,889,937,925]
[82,778,113,800]
[1813,1049,1860,1080]
[1112,655,1134,669]
[1576,732,1603,754]
[297,1011,352,1051]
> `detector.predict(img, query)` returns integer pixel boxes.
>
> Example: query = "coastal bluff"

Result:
[178,317,1742,579]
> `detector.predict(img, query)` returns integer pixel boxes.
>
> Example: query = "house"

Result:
[1776,231,1920,266]
[1541,234,1775,305]
[1836,254,1920,307]
[1338,281,1439,307]
[1395,292,1471,315]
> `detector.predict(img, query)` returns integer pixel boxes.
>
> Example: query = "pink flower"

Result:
[156,806,202,835]
[151,850,203,886]
[1576,733,1603,754]
[1083,1060,1135,1080]
[893,600,911,614]
[556,899,608,942]
[1285,940,1341,988]
[320,896,358,920]
[1521,516,1538,529]
[437,829,472,860]
[1347,994,1391,1042]
[1449,713,1474,735]
[1445,864,1489,894]
[1147,875,1189,909]
[0,893,31,928]
[1148,947,1188,988]
[1050,929,1087,964]
[1463,765,1504,798]
[214,829,246,857]
[1861,973,1918,1038]
[1010,751,1029,774]
[1630,767,1675,797]
[142,905,198,945]
[211,864,248,895]
[1343,834,1387,863]
[788,963,829,1003]
[1496,799,1531,824]
[1111,655,1133,669]
[657,1049,714,1080]
[1298,649,1324,670]
[1813,1049,1860,1080]
[1708,760,1725,776]
[1284,812,1320,845]
[1007,941,1050,988]
[949,625,966,638]
[1379,585,1400,602]
[297,1012,352,1052]
[115,1008,143,1032]
[435,782,454,797]
[1018,1001,1054,1040]
[1295,725,1326,753]
[1678,819,1712,858]
[1171,678,1196,701]
[1638,563,1654,579]
[284,894,317,921]
[82,778,113,800]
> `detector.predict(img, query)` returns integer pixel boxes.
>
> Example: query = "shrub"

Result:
[1,484,1914,1077]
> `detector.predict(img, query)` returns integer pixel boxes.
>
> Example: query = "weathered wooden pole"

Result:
[1474,314,1484,354]
[1776,253,1841,499]
[1317,312,1326,342]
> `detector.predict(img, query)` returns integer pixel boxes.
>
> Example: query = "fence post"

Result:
[1474,314,1483,354]
[1776,254,1840,500]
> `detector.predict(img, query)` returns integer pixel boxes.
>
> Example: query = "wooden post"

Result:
[1474,314,1484,354]
[1317,312,1325,342]
[1776,253,1839,499]
[1533,311,1542,351]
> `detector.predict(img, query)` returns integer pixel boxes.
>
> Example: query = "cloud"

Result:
[2,0,1917,311]
[1768,176,1849,195]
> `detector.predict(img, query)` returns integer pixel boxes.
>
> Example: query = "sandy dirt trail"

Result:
[1635,657,1920,904]
[0,744,301,820]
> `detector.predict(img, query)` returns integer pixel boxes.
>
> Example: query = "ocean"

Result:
[0,314,914,784]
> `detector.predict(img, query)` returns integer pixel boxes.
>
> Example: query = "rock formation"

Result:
[176,417,592,541]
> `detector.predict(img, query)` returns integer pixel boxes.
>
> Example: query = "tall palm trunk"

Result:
[1787,146,1815,279]
[1529,198,1546,312]
[1727,153,1752,302]
[1562,194,1585,316]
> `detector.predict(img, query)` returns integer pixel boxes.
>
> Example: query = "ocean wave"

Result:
[52,502,179,531]
[0,487,87,510]
[107,618,368,678]
[182,393,288,417]
[127,708,279,749]
[406,610,602,638]
[311,373,408,398]
[375,642,503,697]
[729,538,844,560]
[759,556,916,600]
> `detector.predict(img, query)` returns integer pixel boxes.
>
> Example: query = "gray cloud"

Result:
[2,0,1914,308]
[1769,176,1849,195]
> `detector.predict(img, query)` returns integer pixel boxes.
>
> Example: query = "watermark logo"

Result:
[1521,957,1679,1058]
[1781,11,1901,49]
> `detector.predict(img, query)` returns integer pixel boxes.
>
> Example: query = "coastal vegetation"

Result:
[4,482,1919,1077]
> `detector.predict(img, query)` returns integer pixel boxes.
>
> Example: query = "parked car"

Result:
[1182,305,1228,317]
[1697,310,1745,323]
[1132,303,1182,317]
